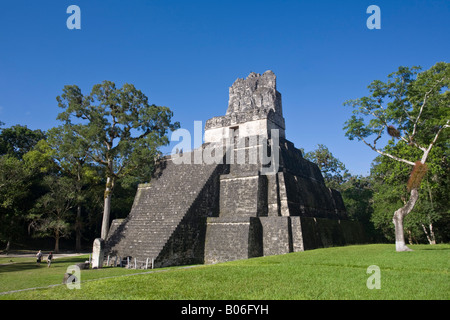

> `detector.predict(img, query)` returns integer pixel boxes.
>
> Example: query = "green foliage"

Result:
[339,175,377,240]
[0,155,32,209]
[55,81,180,238]
[343,62,449,165]
[0,125,47,247]
[27,175,78,249]
[343,62,449,249]
[0,125,45,159]
[304,144,350,189]
[0,80,181,249]
[0,140,48,250]
[370,140,449,243]
[0,155,33,247]
[303,144,377,239]
[55,81,180,182]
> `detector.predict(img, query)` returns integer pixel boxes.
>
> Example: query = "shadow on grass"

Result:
[0,256,88,274]
[417,247,450,251]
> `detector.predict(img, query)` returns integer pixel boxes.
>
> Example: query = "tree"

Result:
[56,81,180,239]
[58,126,95,250]
[0,124,46,251]
[370,140,449,244]
[28,175,77,253]
[0,125,45,159]
[339,175,377,241]
[304,144,376,240]
[25,128,101,251]
[343,62,449,251]
[0,155,33,251]
[304,144,350,189]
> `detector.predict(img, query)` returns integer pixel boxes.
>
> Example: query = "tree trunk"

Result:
[429,222,436,245]
[101,176,113,240]
[407,230,413,245]
[5,239,11,253]
[421,223,432,244]
[426,180,436,245]
[75,204,82,252]
[75,168,82,252]
[54,230,60,253]
[393,188,419,252]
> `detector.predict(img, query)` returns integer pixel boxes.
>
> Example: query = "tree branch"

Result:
[87,149,108,166]
[421,120,449,163]
[360,136,415,166]
[129,128,152,142]
[399,135,427,152]
[411,78,444,140]
[372,125,386,150]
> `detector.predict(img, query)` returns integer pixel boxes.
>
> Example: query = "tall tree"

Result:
[56,81,180,239]
[28,175,77,253]
[304,144,350,189]
[343,62,449,251]
[25,128,101,251]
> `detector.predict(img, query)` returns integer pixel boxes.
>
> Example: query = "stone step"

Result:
[106,158,221,262]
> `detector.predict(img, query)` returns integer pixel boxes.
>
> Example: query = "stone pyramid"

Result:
[105,71,365,268]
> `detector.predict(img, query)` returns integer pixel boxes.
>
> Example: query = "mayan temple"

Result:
[104,71,365,268]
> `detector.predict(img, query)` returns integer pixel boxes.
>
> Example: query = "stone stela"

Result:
[103,71,365,268]
[91,238,104,269]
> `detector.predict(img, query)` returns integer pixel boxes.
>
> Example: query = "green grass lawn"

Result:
[1,244,449,300]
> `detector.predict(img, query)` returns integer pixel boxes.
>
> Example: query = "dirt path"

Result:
[0,252,90,259]
[0,252,90,265]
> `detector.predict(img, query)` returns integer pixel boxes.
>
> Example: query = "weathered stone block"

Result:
[227,71,282,116]
[76,262,90,270]
[260,217,292,256]
[91,238,104,269]
[219,174,267,217]
[205,71,286,144]
[204,217,262,264]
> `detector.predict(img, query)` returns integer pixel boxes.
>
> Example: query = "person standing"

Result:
[47,252,53,267]
[36,250,42,266]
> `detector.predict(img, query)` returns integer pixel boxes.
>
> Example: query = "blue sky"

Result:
[0,0,448,176]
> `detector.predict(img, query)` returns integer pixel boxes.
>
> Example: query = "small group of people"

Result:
[36,250,53,267]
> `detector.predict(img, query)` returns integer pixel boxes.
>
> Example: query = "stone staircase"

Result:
[105,151,224,266]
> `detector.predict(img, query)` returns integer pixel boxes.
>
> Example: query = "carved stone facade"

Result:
[104,71,365,268]
[204,70,285,144]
